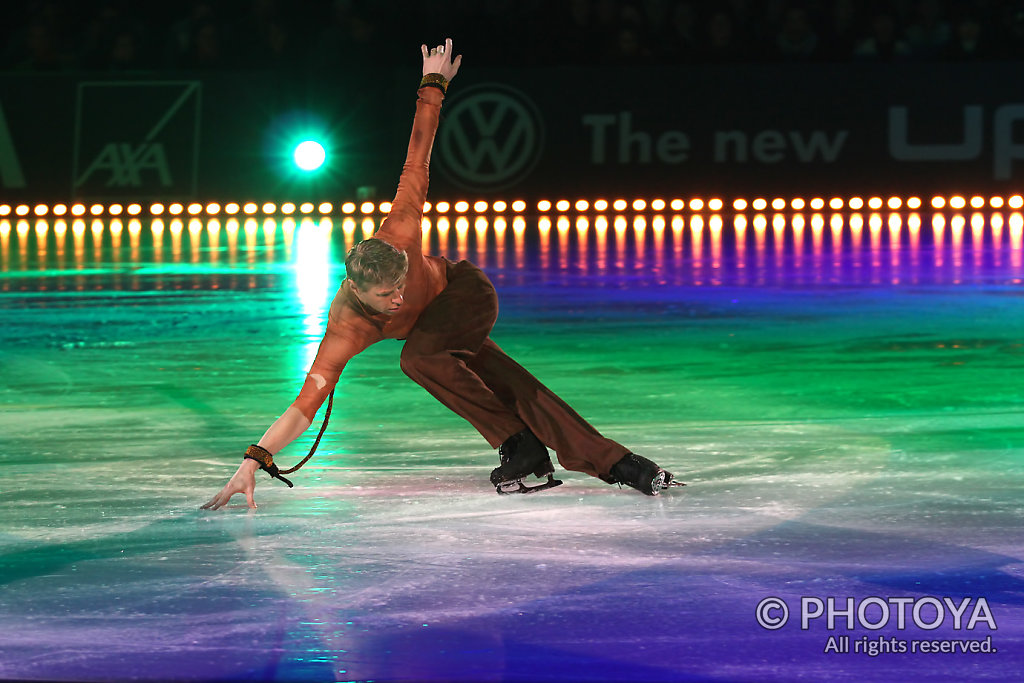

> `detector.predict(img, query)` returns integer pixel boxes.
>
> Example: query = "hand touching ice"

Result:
[201,458,259,510]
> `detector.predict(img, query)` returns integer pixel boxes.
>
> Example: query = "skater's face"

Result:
[352,278,406,315]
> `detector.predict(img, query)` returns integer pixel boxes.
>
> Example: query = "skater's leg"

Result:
[466,339,629,479]
[400,261,526,447]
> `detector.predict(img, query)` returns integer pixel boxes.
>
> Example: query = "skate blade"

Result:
[651,471,686,495]
[495,474,563,495]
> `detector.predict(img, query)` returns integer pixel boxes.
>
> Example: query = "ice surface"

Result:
[1,214,1022,681]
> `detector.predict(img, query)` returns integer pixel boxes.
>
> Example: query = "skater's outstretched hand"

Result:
[421,37,462,82]
[201,459,260,510]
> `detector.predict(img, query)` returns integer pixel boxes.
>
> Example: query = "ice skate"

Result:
[603,452,685,496]
[490,428,563,494]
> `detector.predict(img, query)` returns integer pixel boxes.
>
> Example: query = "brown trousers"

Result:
[399,260,628,478]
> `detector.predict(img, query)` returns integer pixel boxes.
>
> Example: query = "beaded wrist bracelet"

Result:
[419,72,448,95]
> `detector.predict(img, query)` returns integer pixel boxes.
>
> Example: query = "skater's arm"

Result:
[375,38,462,252]
[199,404,317,511]
[201,326,364,510]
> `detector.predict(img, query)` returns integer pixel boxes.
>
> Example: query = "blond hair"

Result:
[344,238,408,289]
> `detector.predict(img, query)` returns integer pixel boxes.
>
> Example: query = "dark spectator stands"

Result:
[3,0,1023,74]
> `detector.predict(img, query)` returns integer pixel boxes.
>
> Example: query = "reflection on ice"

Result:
[1,210,1023,681]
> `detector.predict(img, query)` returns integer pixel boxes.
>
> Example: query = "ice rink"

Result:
[1,209,1022,681]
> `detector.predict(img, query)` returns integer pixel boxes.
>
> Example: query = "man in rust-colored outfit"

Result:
[203,39,680,511]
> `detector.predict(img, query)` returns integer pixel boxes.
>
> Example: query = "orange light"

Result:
[205,202,221,215]
[887,197,902,210]
[280,202,296,214]
[221,202,238,215]
[341,202,356,214]
[378,202,392,213]
[454,201,470,213]
[689,198,704,211]
[169,203,185,215]
[359,202,374,214]
[108,204,123,216]
[867,197,883,210]
[299,202,315,214]
[493,200,508,212]
[791,198,806,210]
[651,198,666,211]
[149,203,164,215]
[574,199,589,212]
[241,202,257,215]
[670,199,685,211]
[593,199,609,212]
[632,199,647,211]
[537,200,552,212]
[33,204,48,216]
[809,198,825,210]
[771,198,786,211]
[511,200,527,213]
[906,197,922,209]
[970,195,985,209]
[126,204,141,215]
[751,198,767,211]
[1009,195,1024,209]
[931,196,946,209]
[261,202,277,214]
[708,198,724,212]
[317,202,333,214]
[949,196,966,209]
[53,204,68,216]
[552,200,568,212]
[89,204,104,216]
[0,205,10,216]
[733,198,748,211]
[849,197,864,210]
[435,201,451,213]
[990,196,1005,209]
[14,204,30,216]
[828,198,843,210]
[474,200,490,213]
[186,203,201,215]
[612,199,628,211]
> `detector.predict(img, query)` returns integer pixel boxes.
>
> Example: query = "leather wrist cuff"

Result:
[419,72,448,95]
[244,444,294,488]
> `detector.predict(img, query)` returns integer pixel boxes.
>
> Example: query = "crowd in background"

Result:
[3,0,1024,73]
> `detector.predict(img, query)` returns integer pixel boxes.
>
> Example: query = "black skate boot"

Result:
[603,453,685,496]
[490,429,563,494]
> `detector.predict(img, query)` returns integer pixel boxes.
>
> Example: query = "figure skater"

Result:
[202,38,683,510]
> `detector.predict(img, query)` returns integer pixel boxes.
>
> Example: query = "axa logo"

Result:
[437,83,544,191]
[77,143,172,187]
[74,81,200,196]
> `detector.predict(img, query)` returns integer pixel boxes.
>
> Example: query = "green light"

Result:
[293,140,327,172]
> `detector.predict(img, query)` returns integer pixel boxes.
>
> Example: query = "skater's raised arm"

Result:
[374,38,462,252]
[202,39,461,512]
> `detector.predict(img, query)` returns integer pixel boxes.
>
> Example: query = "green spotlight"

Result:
[293,140,327,172]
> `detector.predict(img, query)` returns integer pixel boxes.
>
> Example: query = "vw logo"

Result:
[437,83,545,192]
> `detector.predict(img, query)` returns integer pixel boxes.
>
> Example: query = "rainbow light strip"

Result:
[2,195,1022,219]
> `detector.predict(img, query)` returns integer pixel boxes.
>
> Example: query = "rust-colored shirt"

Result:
[294,86,449,420]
